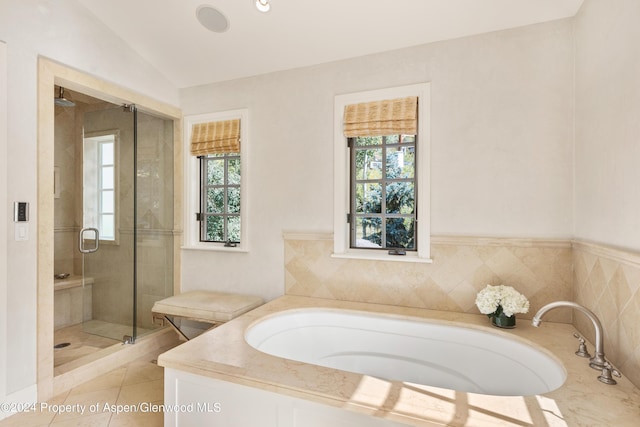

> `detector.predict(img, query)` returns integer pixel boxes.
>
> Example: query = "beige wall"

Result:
[180,19,575,301]
[571,0,640,389]
[574,0,640,251]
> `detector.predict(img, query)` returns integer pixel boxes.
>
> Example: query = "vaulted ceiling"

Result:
[77,0,584,88]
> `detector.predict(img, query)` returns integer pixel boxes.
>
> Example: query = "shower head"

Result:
[54,86,75,107]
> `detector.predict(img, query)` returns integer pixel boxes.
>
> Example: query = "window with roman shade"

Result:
[333,84,431,262]
[190,117,243,245]
[343,96,419,252]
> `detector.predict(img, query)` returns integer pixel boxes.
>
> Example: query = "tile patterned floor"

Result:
[0,346,173,427]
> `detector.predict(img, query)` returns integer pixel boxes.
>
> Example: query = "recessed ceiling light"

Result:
[196,5,229,33]
[255,0,270,13]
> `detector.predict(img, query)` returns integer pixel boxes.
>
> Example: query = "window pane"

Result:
[206,188,224,213]
[400,134,416,144]
[101,166,114,189]
[355,136,382,146]
[355,183,381,214]
[228,216,241,241]
[207,158,224,185]
[205,216,224,241]
[386,218,415,249]
[227,187,240,213]
[386,147,414,179]
[355,148,383,180]
[354,217,382,248]
[101,214,114,240]
[200,151,243,243]
[384,135,400,144]
[386,182,414,214]
[101,142,114,165]
[101,190,114,213]
[228,158,241,185]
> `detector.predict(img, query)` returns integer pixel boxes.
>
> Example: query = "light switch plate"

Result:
[15,223,28,241]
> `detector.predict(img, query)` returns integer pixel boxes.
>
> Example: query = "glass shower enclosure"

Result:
[78,103,174,343]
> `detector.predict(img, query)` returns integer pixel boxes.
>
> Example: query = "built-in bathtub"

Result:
[244,308,566,396]
[54,275,93,330]
[159,296,640,427]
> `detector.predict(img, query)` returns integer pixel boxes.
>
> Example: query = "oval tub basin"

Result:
[245,309,566,396]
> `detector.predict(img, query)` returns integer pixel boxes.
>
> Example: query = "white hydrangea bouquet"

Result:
[475,285,530,327]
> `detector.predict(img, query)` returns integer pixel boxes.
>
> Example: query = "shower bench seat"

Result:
[152,290,264,340]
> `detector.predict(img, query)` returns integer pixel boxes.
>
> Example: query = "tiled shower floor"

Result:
[54,322,155,368]
[54,324,120,368]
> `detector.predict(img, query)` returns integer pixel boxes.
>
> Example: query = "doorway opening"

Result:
[38,57,182,401]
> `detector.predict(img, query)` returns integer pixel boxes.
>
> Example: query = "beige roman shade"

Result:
[343,96,418,138]
[190,119,240,156]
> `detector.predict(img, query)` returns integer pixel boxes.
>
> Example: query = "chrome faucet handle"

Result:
[572,333,591,358]
[598,361,622,385]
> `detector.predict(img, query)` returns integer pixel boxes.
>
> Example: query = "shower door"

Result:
[81,106,137,342]
[81,105,174,343]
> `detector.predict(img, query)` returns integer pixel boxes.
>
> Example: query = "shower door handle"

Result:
[79,227,100,254]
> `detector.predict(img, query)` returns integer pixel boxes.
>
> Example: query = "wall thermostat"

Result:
[14,202,29,222]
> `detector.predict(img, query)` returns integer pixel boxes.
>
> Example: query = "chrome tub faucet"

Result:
[532,301,606,370]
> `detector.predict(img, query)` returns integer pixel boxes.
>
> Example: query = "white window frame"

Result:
[333,83,431,262]
[183,109,249,252]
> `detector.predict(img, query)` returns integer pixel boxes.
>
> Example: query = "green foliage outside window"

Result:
[201,153,241,243]
[352,135,416,249]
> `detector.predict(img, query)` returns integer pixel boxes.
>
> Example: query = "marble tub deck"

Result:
[158,296,640,426]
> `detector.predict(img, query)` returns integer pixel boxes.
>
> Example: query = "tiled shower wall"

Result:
[284,234,640,388]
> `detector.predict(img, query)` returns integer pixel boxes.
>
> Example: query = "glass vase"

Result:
[491,312,516,328]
